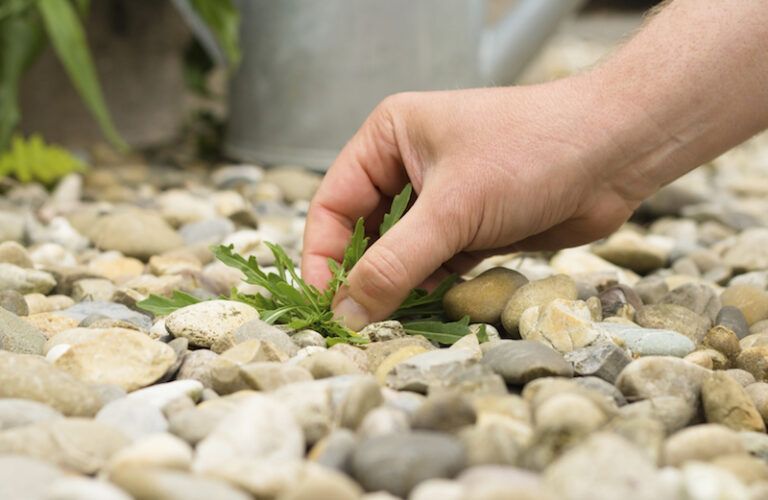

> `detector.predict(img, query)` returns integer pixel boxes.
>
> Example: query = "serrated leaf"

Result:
[391,274,458,320]
[137,290,202,316]
[402,316,472,345]
[342,217,368,271]
[379,183,412,236]
[37,0,126,151]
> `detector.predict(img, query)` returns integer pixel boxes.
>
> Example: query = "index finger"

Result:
[301,102,411,289]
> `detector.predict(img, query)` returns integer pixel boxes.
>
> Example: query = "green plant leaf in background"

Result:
[37,0,127,151]
[0,134,86,185]
[189,0,241,69]
[0,3,45,152]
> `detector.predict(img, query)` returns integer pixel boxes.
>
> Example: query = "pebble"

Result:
[717,305,751,339]
[482,340,573,385]
[176,349,218,388]
[0,289,29,315]
[720,284,768,326]
[291,329,327,348]
[703,325,742,360]
[599,323,695,357]
[615,356,710,408]
[240,361,313,390]
[746,382,768,425]
[44,477,131,500]
[634,303,711,344]
[299,350,364,379]
[194,394,304,473]
[0,263,56,294]
[96,398,169,441]
[109,467,251,500]
[165,300,260,349]
[544,433,667,500]
[592,231,670,273]
[71,278,116,302]
[0,418,129,474]
[663,424,745,466]
[501,274,578,333]
[89,210,184,260]
[412,392,476,433]
[0,307,46,354]
[387,348,478,393]
[52,329,176,391]
[0,211,25,242]
[262,166,322,203]
[442,267,528,323]
[105,433,193,473]
[736,346,768,381]
[519,299,606,353]
[126,380,204,409]
[350,432,466,497]
[0,351,104,416]
[56,301,152,331]
[233,318,300,356]
[701,371,765,432]
[0,455,64,500]
[358,320,405,342]
[0,399,63,430]
[0,240,33,267]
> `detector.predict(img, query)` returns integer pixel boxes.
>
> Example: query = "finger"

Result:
[332,193,459,329]
[301,98,411,289]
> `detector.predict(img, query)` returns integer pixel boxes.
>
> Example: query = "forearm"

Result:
[584,0,768,201]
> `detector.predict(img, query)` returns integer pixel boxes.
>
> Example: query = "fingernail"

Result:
[333,296,370,331]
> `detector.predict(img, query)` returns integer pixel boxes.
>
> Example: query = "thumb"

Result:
[332,195,459,330]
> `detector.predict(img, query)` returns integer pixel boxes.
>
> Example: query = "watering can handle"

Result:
[480,0,587,85]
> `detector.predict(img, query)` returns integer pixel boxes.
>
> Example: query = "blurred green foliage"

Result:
[0,0,125,153]
[0,0,240,163]
[0,134,86,184]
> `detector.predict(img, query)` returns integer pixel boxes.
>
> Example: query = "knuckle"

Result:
[355,245,408,300]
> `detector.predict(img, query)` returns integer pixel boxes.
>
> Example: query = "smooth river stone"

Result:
[701,371,765,432]
[720,284,768,326]
[0,418,129,474]
[482,340,573,385]
[615,356,710,407]
[634,303,711,344]
[597,323,695,357]
[443,267,528,323]
[350,431,466,498]
[53,329,176,392]
[501,275,578,333]
[0,307,46,354]
[0,351,103,416]
[89,210,184,260]
[165,300,260,349]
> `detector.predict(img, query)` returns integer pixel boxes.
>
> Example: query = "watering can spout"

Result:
[480,0,587,85]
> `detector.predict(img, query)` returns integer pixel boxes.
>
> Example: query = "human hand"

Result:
[301,76,650,330]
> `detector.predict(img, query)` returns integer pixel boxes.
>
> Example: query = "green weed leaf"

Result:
[137,290,202,316]
[402,316,472,345]
[379,183,412,236]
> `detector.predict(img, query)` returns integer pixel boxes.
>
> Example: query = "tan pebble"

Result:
[374,346,428,385]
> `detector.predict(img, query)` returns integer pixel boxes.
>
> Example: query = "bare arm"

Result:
[302,0,768,330]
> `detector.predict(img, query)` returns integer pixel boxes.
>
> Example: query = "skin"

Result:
[301,0,768,331]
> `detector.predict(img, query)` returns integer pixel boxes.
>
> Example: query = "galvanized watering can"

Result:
[224,0,585,170]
